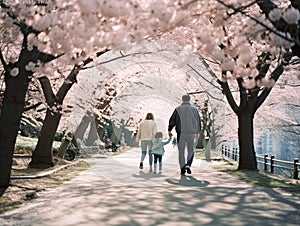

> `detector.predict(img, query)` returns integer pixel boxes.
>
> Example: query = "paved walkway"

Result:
[1,145,300,226]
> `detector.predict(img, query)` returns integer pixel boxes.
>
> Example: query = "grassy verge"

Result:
[15,135,61,154]
[0,135,92,214]
[213,158,300,196]
[0,160,90,214]
[194,148,223,160]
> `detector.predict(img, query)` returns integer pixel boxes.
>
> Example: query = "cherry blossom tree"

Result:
[0,0,183,191]
[0,2,57,190]
[1,0,300,194]
[172,0,300,170]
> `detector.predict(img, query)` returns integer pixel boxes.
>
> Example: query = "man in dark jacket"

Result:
[168,94,201,175]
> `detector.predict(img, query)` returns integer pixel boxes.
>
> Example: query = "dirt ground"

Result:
[0,146,130,215]
[0,156,90,214]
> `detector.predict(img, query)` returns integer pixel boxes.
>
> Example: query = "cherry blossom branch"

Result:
[80,49,110,68]
[38,66,81,112]
[216,0,297,44]
[281,122,300,127]
[200,57,221,78]
[37,49,108,115]
[38,76,57,107]
[1,3,58,66]
[280,122,300,135]
[254,52,292,112]
[215,0,256,16]
[56,65,81,104]
[255,52,272,80]
[217,79,239,114]
[255,64,284,111]
[0,49,8,71]
[186,63,222,91]
[1,2,40,35]
[26,46,59,64]
[256,0,300,45]
[56,50,109,103]
[286,83,300,87]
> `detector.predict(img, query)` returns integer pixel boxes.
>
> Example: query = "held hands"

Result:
[168,131,173,137]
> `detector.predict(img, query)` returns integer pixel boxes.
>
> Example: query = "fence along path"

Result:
[221,145,300,179]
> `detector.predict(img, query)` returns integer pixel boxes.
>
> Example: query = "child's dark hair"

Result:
[155,132,163,138]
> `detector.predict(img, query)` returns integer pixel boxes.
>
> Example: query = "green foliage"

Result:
[54,130,66,141]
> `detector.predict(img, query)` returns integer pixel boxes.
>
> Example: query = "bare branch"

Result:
[186,64,221,89]
[188,90,224,102]
[24,102,42,112]
[83,49,168,70]
[80,49,109,67]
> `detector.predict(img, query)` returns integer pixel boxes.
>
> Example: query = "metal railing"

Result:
[221,145,299,180]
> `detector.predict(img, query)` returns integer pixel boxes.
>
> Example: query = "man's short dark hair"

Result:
[182,94,190,102]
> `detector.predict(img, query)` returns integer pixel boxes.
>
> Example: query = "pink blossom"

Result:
[257,77,276,88]
[243,79,256,89]
[282,7,300,24]
[10,67,19,77]
[220,59,235,72]
[268,8,283,21]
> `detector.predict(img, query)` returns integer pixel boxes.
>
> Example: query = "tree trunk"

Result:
[0,71,29,188]
[0,26,58,189]
[29,109,61,168]
[237,113,257,170]
[86,116,99,146]
[74,114,92,141]
[29,65,80,168]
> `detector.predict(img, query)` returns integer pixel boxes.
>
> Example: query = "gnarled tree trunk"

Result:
[0,68,29,189]
[29,50,108,168]
[29,109,61,168]
[29,66,79,168]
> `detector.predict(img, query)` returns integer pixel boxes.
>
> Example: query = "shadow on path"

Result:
[0,148,299,226]
[166,175,210,187]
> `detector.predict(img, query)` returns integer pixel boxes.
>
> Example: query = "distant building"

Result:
[256,129,299,161]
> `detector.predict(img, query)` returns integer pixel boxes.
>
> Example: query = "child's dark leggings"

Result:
[153,154,162,169]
